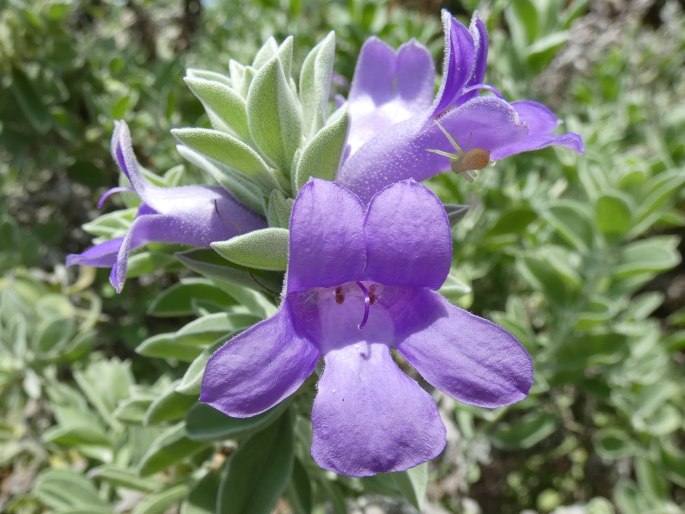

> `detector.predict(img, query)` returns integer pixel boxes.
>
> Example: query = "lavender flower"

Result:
[338,11,584,202]
[201,179,533,477]
[67,121,265,292]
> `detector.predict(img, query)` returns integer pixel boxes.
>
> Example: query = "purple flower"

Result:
[338,10,584,202]
[67,121,265,292]
[201,179,533,477]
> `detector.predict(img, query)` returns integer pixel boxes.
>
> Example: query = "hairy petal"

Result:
[287,180,366,293]
[511,100,559,134]
[311,342,445,476]
[432,10,476,115]
[108,213,179,292]
[201,302,320,417]
[66,238,123,268]
[491,131,585,160]
[364,180,451,289]
[396,290,533,408]
[465,14,488,97]
[346,39,434,155]
[396,41,435,108]
[111,120,149,195]
[348,38,398,107]
[339,97,523,202]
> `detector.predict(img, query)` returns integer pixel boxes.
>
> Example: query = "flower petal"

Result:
[364,180,451,289]
[111,120,148,195]
[200,301,320,417]
[311,342,445,476]
[346,40,434,155]
[348,37,398,107]
[432,10,476,115]
[491,131,585,160]
[395,290,533,408]
[147,184,265,234]
[338,97,525,203]
[436,95,526,151]
[395,41,435,110]
[66,238,123,268]
[511,100,559,134]
[287,179,366,293]
[466,14,488,93]
[109,213,178,292]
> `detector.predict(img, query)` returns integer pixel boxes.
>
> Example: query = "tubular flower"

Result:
[67,121,265,292]
[338,10,584,203]
[201,179,533,477]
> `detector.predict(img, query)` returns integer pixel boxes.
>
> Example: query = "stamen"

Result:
[335,286,345,305]
[355,281,371,329]
[97,186,133,209]
[369,284,377,305]
[460,83,504,98]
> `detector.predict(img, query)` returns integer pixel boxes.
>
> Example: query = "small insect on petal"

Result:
[458,148,490,172]
[427,120,491,180]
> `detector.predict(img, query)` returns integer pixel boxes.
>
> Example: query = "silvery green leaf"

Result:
[34,469,109,511]
[185,68,232,88]
[240,66,256,98]
[246,57,302,172]
[132,484,192,514]
[184,77,250,141]
[176,145,263,214]
[229,59,245,87]
[293,106,349,191]
[175,248,284,296]
[172,128,280,191]
[217,411,294,514]
[138,424,207,476]
[299,31,335,138]
[266,190,293,229]
[394,463,428,510]
[252,37,279,69]
[176,343,218,396]
[82,208,136,238]
[144,382,196,425]
[212,228,289,271]
[276,36,294,78]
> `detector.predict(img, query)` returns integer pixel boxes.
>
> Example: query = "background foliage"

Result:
[1,0,684,513]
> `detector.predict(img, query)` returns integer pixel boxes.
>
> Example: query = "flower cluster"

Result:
[70,9,582,477]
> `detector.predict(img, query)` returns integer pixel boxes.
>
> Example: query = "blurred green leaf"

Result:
[491,412,557,449]
[595,193,632,237]
[181,469,221,514]
[217,410,294,514]
[185,401,288,442]
[34,469,109,511]
[131,484,192,514]
[138,424,208,476]
[147,278,236,317]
